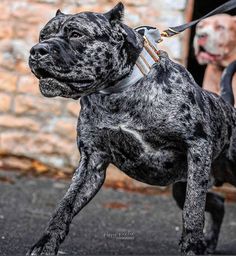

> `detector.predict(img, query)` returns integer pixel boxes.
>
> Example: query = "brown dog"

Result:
[194,14,236,100]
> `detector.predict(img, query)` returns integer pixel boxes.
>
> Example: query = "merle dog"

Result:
[173,59,236,254]
[28,3,236,255]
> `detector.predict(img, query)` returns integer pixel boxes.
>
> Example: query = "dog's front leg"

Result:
[180,141,212,255]
[27,150,108,256]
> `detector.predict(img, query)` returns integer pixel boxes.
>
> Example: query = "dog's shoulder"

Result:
[147,51,205,109]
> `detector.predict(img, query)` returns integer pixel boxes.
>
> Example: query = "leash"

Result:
[162,0,236,38]
[99,0,236,95]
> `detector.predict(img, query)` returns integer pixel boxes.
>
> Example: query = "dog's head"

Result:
[29,3,143,99]
[194,14,236,66]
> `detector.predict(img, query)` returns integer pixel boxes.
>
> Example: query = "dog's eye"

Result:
[216,25,225,30]
[70,32,83,39]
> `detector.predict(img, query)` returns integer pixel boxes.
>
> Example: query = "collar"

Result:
[98,26,162,95]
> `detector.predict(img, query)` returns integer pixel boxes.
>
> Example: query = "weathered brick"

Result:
[0,114,40,131]
[0,93,11,112]
[0,71,17,92]
[71,0,96,5]
[14,95,61,115]
[74,5,105,14]
[66,102,81,117]
[123,0,149,6]
[0,156,33,171]
[0,131,75,156]
[33,133,76,155]
[0,2,10,21]
[11,40,31,74]
[14,21,37,40]
[17,74,39,95]
[0,41,15,71]
[37,155,67,169]
[15,61,30,74]
[0,21,13,40]
[35,0,59,3]
[0,39,31,72]
[165,0,187,10]
[12,4,56,39]
[125,8,141,26]
[54,118,77,139]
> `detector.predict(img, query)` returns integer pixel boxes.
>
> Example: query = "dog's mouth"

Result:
[30,66,95,99]
[32,67,54,80]
[196,45,222,63]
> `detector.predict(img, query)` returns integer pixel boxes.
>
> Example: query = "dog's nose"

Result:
[197,33,208,39]
[30,43,49,60]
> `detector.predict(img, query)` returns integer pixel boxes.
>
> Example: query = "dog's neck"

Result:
[220,49,236,68]
[98,27,162,95]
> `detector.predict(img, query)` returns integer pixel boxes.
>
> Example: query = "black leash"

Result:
[161,0,236,38]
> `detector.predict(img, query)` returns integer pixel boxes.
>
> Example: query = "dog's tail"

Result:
[220,60,236,106]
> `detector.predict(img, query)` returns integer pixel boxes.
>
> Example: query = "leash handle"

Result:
[162,0,236,37]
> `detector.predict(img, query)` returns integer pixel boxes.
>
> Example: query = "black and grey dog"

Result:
[173,59,236,254]
[28,3,236,255]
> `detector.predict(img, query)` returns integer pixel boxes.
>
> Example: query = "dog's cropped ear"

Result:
[121,24,143,50]
[104,2,124,25]
[55,9,64,17]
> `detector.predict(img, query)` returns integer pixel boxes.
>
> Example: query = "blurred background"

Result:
[0,0,235,199]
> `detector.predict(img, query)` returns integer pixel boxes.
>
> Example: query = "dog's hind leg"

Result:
[173,182,225,254]
[27,149,109,256]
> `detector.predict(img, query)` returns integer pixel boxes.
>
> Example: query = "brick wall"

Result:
[0,0,189,183]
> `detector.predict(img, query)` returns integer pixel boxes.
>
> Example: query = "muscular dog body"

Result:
[194,14,236,100]
[28,4,236,255]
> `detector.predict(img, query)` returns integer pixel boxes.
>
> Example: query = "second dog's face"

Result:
[29,3,143,99]
[194,14,236,65]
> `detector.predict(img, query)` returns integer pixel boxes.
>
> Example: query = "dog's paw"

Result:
[180,235,207,255]
[27,233,60,255]
[205,233,218,254]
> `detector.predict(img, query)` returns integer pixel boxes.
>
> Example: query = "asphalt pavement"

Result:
[0,169,236,255]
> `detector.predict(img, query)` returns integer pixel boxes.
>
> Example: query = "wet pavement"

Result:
[0,169,236,255]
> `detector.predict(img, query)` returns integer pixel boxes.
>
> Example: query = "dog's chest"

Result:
[106,124,186,185]
[79,93,188,185]
[107,124,157,158]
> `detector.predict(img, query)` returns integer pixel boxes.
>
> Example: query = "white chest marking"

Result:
[119,124,154,153]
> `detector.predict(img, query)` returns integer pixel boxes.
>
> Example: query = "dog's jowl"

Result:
[28,3,236,255]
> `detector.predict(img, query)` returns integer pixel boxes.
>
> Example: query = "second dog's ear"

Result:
[104,2,124,25]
